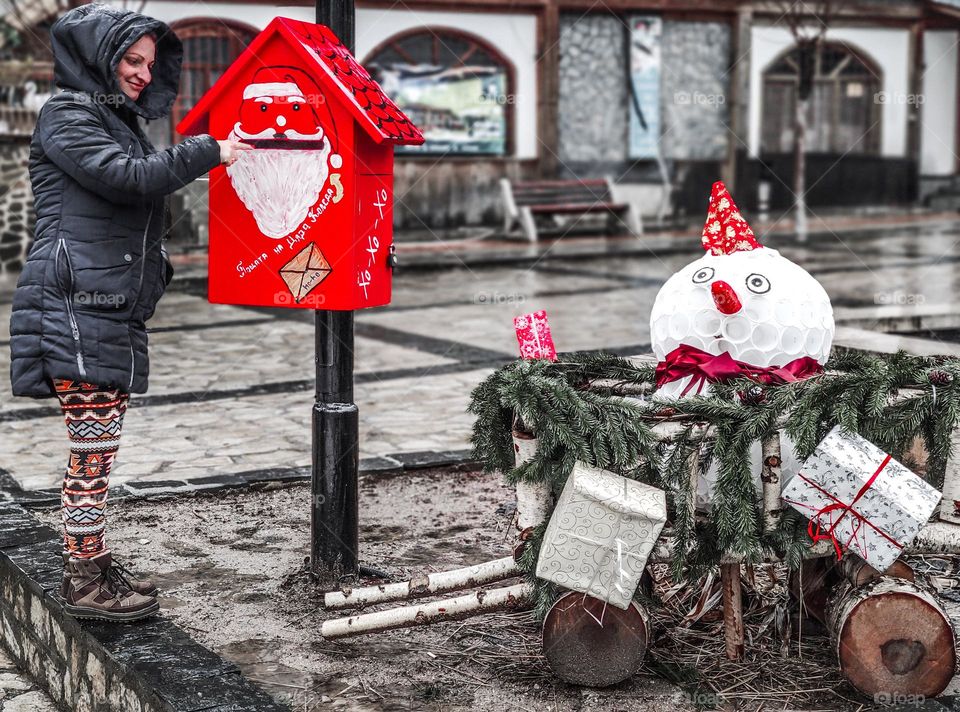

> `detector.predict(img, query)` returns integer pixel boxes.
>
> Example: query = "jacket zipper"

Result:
[126,203,154,389]
[56,237,87,378]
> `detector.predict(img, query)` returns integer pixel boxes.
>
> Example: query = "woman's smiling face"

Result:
[116,34,156,101]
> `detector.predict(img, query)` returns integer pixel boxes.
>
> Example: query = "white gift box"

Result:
[781,425,942,571]
[535,462,667,609]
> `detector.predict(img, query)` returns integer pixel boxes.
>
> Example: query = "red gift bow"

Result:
[654,344,823,396]
[784,454,902,561]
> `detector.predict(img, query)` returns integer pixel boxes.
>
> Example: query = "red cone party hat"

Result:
[701,181,762,256]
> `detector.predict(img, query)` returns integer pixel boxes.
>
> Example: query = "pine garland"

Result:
[468,348,960,619]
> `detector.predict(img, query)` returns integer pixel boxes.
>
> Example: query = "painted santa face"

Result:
[227,75,343,239]
[235,94,324,140]
[650,247,834,369]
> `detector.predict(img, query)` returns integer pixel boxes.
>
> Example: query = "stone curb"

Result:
[0,501,290,711]
[7,449,478,509]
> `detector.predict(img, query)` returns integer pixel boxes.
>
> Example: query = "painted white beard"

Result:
[226,134,332,239]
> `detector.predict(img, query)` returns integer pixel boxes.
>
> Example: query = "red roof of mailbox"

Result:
[177,16,424,146]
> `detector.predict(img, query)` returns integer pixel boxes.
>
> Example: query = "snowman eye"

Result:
[746,273,770,294]
[692,267,714,284]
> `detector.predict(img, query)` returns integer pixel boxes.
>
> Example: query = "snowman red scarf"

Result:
[655,344,822,396]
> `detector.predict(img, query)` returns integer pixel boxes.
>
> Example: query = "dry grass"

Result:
[642,563,866,711]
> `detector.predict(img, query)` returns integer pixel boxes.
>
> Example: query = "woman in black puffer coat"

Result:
[9,5,249,622]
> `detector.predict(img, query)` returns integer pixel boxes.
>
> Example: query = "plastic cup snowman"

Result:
[650,181,834,507]
[651,181,834,399]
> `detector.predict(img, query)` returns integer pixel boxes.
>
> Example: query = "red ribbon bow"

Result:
[654,344,823,396]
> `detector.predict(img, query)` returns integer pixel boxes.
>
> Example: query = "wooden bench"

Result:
[500,177,643,242]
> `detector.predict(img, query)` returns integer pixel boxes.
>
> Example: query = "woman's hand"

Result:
[218,139,253,167]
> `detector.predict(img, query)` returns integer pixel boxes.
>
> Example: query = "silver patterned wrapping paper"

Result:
[781,424,941,571]
[535,462,667,609]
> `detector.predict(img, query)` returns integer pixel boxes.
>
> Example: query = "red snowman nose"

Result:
[711,280,742,314]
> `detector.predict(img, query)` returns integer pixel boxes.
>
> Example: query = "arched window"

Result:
[364,28,513,156]
[170,18,258,131]
[761,41,882,155]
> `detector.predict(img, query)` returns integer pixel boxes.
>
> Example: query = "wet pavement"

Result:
[3,217,960,491]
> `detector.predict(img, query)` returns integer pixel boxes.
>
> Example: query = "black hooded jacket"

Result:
[9,5,221,398]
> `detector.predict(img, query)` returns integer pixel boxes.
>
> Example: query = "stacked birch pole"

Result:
[320,425,551,640]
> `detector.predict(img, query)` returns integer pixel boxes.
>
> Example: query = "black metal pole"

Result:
[311,0,359,586]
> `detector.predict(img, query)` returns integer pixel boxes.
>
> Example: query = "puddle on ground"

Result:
[361,525,406,543]
[161,539,212,558]
[220,638,424,711]
[399,538,499,566]
[316,638,420,660]
[149,564,270,591]
[157,594,185,609]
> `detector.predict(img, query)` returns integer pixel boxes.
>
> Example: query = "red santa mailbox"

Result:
[177,17,423,310]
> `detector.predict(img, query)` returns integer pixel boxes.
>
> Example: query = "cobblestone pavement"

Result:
[0,646,56,711]
[3,220,960,491]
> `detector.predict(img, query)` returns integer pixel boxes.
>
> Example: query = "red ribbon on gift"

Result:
[654,344,822,396]
[784,454,902,561]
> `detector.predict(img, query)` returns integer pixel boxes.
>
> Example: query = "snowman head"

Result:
[650,182,834,369]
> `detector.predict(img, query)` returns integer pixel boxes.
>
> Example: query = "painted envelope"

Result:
[279,242,332,302]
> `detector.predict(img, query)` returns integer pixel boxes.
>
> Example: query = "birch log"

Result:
[687,446,700,520]
[839,556,914,587]
[940,428,960,524]
[720,562,745,660]
[324,556,520,610]
[512,429,553,530]
[542,591,650,687]
[826,577,958,698]
[908,520,960,555]
[761,431,783,533]
[790,556,915,624]
[321,583,532,639]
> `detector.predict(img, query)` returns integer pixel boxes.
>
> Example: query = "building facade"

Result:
[0,0,958,266]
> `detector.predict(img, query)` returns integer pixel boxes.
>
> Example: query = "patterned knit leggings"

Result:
[53,379,129,559]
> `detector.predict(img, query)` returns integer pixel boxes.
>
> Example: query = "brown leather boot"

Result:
[63,552,159,621]
[60,552,158,598]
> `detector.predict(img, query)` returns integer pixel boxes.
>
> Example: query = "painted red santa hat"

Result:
[243,66,308,101]
[243,66,342,168]
[701,180,762,256]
